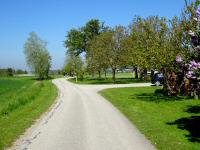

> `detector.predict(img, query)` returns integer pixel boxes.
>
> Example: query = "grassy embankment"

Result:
[101,87,200,150]
[0,77,57,150]
[69,72,150,84]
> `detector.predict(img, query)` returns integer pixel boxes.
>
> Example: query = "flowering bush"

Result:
[175,1,200,98]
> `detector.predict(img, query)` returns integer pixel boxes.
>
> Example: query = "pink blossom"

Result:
[188,30,195,36]
[196,9,200,17]
[193,17,200,23]
[189,60,200,70]
[176,56,183,63]
[186,70,196,79]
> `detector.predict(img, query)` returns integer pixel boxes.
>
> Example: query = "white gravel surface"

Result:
[10,78,156,150]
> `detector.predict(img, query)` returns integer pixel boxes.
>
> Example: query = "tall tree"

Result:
[87,31,110,78]
[111,26,128,80]
[88,27,127,81]
[65,19,105,56]
[24,32,51,80]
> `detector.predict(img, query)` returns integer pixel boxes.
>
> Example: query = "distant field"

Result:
[101,87,200,150]
[0,77,57,150]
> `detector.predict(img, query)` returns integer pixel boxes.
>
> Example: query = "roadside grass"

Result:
[0,77,57,150]
[49,74,63,79]
[69,77,149,84]
[68,72,149,84]
[100,87,200,150]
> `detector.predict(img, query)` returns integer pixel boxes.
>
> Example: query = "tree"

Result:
[15,69,27,74]
[87,31,115,80]
[111,26,128,81]
[121,18,145,79]
[64,53,85,80]
[24,32,51,80]
[83,19,105,47]
[7,68,14,76]
[87,31,110,79]
[87,27,127,82]
[65,29,86,56]
[65,19,105,56]
[171,0,200,98]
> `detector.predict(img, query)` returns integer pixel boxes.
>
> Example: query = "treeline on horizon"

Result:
[0,68,28,77]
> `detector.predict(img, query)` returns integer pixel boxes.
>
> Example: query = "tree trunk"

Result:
[104,69,107,78]
[151,70,154,83]
[194,89,199,100]
[140,69,143,80]
[192,82,199,99]
[144,68,147,81]
[135,66,138,79]
[112,68,116,82]
[132,65,134,78]
[163,68,170,96]
[98,70,101,79]
[91,71,95,78]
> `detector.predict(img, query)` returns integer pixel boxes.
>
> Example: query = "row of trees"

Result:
[64,16,186,80]
[0,68,27,77]
[64,1,200,98]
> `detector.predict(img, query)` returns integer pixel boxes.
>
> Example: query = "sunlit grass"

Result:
[68,72,150,84]
[100,87,200,150]
[0,77,57,150]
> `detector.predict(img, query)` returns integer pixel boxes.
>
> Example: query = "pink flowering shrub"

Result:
[174,1,200,98]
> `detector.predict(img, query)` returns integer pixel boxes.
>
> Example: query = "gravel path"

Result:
[11,78,156,150]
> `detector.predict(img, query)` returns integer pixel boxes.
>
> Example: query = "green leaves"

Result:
[24,32,51,80]
[65,19,105,56]
[195,0,200,6]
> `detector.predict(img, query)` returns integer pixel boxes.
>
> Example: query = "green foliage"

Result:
[65,29,86,55]
[128,16,186,70]
[83,19,104,46]
[6,68,14,76]
[87,26,128,81]
[87,31,113,77]
[101,87,200,150]
[0,69,27,77]
[65,2,195,85]
[24,32,51,80]
[0,68,14,77]
[63,53,85,79]
[65,19,105,56]
[15,69,27,74]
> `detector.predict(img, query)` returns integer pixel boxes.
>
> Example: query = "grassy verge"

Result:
[69,77,149,84]
[68,72,150,84]
[0,77,57,150]
[100,87,200,150]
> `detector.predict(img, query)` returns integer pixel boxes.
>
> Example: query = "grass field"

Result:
[69,72,150,84]
[100,87,200,150]
[0,77,57,150]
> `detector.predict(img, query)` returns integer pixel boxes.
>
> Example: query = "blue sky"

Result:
[0,0,185,70]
